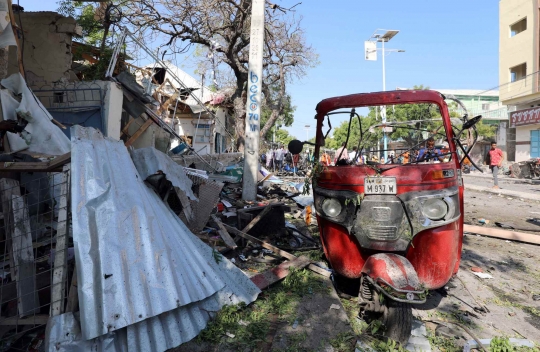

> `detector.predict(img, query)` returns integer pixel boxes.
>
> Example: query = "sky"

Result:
[20,0,499,141]
[283,0,500,140]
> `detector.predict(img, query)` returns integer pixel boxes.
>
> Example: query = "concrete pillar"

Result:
[506,126,516,162]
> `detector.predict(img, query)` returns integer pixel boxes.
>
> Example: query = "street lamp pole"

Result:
[365,29,404,163]
[305,125,310,141]
[381,38,387,163]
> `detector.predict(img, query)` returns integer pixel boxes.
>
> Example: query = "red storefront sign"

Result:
[510,107,540,127]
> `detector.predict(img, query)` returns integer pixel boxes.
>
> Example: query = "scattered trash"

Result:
[472,272,493,279]
[478,218,490,225]
[225,332,235,338]
[532,294,540,301]
[292,320,299,329]
[239,254,248,262]
[230,258,236,264]
[238,320,249,326]
[470,267,483,273]
[508,311,516,316]
[329,304,341,310]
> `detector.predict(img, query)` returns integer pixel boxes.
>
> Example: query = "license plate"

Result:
[364,177,397,195]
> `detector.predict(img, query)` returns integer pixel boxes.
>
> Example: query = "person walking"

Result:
[485,141,503,189]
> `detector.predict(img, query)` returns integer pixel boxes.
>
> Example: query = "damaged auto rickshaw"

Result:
[288,90,483,343]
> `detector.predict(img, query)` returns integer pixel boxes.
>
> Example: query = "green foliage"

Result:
[372,338,408,352]
[369,319,384,335]
[269,128,297,147]
[324,85,496,151]
[427,331,461,352]
[57,0,126,80]
[212,248,223,264]
[57,1,104,45]
[339,298,368,335]
[197,268,329,349]
[262,91,297,143]
[328,332,356,352]
[490,337,515,352]
[274,333,308,352]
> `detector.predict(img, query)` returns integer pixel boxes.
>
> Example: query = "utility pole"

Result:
[242,0,265,201]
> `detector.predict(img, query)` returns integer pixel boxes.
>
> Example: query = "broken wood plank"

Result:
[47,152,71,170]
[222,223,331,278]
[258,173,274,184]
[125,118,154,147]
[464,224,540,245]
[250,256,311,290]
[174,187,195,225]
[305,262,332,277]
[51,164,70,317]
[210,215,237,249]
[0,314,49,326]
[120,117,137,137]
[0,178,39,317]
[66,269,78,313]
[224,223,295,260]
[0,152,71,173]
[241,205,273,234]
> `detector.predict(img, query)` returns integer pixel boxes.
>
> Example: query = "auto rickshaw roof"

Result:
[315,90,447,117]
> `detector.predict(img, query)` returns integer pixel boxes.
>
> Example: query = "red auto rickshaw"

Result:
[288,90,482,343]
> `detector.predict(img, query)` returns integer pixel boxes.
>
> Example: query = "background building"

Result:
[499,0,540,162]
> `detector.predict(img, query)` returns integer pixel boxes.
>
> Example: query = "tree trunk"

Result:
[260,109,279,140]
[233,93,247,152]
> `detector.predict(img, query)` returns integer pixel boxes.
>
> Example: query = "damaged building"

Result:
[0,5,323,352]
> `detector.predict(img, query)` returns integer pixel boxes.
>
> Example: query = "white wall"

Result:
[96,81,123,139]
[515,124,540,161]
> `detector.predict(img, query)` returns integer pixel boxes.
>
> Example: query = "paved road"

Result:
[464,174,540,195]
[464,183,540,231]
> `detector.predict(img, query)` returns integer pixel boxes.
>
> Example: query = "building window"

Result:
[482,103,490,111]
[532,130,540,158]
[510,18,527,37]
[510,63,527,82]
[195,124,210,143]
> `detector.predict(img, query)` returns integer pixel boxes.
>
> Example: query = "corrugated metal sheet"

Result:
[46,258,258,352]
[70,126,259,342]
[130,147,196,200]
[188,181,224,233]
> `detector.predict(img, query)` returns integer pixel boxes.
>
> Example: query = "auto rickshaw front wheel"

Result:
[382,300,413,344]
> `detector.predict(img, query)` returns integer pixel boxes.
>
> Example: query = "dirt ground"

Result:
[172,188,540,351]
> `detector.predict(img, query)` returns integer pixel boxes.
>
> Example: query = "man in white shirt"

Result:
[334,142,349,165]
[275,146,285,171]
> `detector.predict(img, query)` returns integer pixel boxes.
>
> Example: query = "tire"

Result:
[383,301,412,345]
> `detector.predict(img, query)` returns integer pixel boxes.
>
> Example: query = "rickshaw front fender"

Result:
[361,253,421,291]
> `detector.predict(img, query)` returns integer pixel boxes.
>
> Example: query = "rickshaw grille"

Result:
[367,226,398,240]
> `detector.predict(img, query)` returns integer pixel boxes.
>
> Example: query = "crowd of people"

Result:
[327,138,450,166]
[261,145,311,173]
[261,138,452,172]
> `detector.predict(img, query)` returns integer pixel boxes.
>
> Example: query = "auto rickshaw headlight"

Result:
[421,198,448,220]
[322,198,342,217]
